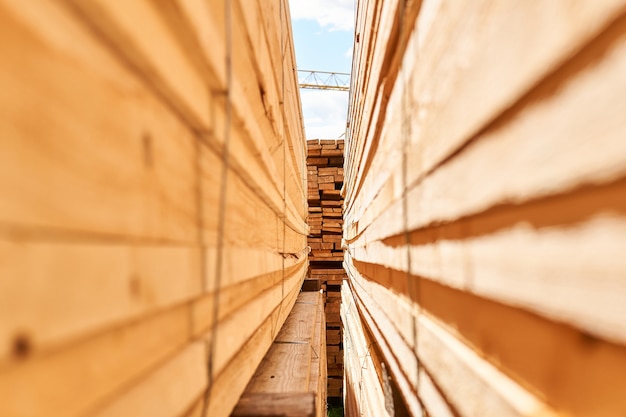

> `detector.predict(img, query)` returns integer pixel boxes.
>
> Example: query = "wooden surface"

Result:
[306,139,346,399]
[231,392,316,417]
[341,283,391,417]
[234,291,326,417]
[0,1,306,417]
[343,1,626,416]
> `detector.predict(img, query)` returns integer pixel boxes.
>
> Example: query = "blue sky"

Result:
[289,0,355,139]
[292,20,353,73]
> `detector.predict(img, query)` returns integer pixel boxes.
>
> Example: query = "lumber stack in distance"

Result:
[305,139,346,400]
[231,291,326,417]
[307,140,344,259]
[0,1,306,417]
[343,0,626,416]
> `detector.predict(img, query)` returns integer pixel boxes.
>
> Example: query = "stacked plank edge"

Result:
[343,1,626,417]
[0,1,307,417]
[305,139,346,401]
[232,291,326,417]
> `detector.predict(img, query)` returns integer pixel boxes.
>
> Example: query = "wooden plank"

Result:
[348,252,626,417]
[0,242,201,362]
[418,369,455,417]
[63,0,213,129]
[341,283,390,417]
[0,2,307,417]
[309,292,327,417]
[344,4,626,417]
[231,392,315,417]
[0,305,190,417]
[203,277,302,417]
[345,255,561,417]
[180,396,204,417]
[350,211,626,344]
[344,277,422,416]
[208,261,306,378]
[346,0,626,224]
[344,0,413,214]
[91,342,207,417]
[0,263,307,417]
[191,259,307,337]
[62,0,307,237]
[348,18,626,242]
[0,0,198,241]
[244,343,312,393]
[274,292,321,343]
[235,291,325,415]
[417,314,557,417]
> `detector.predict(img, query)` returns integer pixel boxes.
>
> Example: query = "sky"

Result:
[289,0,355,140]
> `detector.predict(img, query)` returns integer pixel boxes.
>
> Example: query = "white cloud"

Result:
[300,89,349,139]
[289,0,354,32]
[344,46,353,59]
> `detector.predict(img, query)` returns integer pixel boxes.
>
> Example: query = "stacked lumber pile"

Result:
[0,1,307,417]
[343,1,626,417]
[305,139,345,401]
[307,140,345,261]
[341,284,391,417]
[232,291,326,417]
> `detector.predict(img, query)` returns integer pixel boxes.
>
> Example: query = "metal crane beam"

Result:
[298,70,350,92]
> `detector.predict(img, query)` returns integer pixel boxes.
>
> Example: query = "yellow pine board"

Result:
[180,395,204,417]
[188,0,306,234]
[232,392,316,417]
[208,260,306,382]
[347,16,626,241]
[0,242,201,362]
[343,276,422,417]
[204,274,302,417]
[0,305,190,417]
[62,0,307,239]
[348,250,626,416]
[402,1,626,190]
[344,0,402,213]
[418,314,557,417]
[341,284,390,417]
[92,342,207,417]
[191,258,307,337]
[244,343,312,393]
[241,292,324,395]
[350,211,626,344]
[274,292,320,343]
[0,0,198,242]
[345,0,626,234]
[172,0,227,89]
[346,264,557,417]
[200,143,307,266]
[200,126,307,239]
[418,369,455,417]
[63,0,212,131]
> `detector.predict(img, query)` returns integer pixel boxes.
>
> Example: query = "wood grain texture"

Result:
[231,392,315,417]
[0,1,306,417]
[235,291,326,417]
[344,1,626,416]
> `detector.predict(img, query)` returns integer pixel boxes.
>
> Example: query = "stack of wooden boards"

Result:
[307,139,345,261]
[306,139,346,401]
[343,1,626,417]
[232,291,326,417]
[0,1,307,417]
